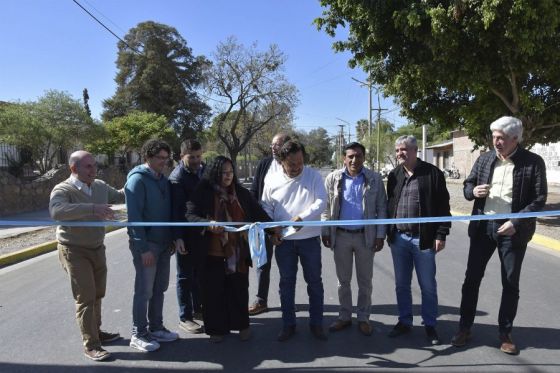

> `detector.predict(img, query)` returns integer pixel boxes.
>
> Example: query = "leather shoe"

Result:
[388,322,411,338]
[358,321,373,336]
[499,333,519,355]
[329,319,351,332]
[277,326,296,342]
[451,329,471,347]
[425,326,440,345]
[310,325,328,341]
[248,301,268,316]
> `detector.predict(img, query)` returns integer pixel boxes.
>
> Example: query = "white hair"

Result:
[395,135,418,149]
[490,116,523,142]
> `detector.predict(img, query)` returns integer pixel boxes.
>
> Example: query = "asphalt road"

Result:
[1,222,560,372]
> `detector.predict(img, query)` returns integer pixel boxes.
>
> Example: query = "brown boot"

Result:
[451,329,471,347]
[499,333,519,355]
[328,319,351,332]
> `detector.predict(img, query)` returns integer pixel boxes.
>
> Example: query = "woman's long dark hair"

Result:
[202,155,240,189]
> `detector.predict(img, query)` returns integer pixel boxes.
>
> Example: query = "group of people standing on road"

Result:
[50,115,547,362]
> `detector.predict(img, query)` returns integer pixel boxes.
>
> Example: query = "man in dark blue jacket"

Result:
[169,139,205,334]
[452,116,547,355]
[248,132,291,315]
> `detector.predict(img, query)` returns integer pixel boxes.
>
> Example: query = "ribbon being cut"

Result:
[2,210,560,268]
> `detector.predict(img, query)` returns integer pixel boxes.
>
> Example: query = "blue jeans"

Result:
[275,237,324,327]
[131,242,171,336]
[390,232,438,327]
[176,251,201,321]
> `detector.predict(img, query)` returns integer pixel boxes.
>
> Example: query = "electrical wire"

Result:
[71,0,140,54]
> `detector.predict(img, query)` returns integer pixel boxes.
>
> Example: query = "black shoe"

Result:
[99,330,121,344]
[277,326,296,342]
[310,325,328,341]
[388,322,411,338]
[425,326,440,345]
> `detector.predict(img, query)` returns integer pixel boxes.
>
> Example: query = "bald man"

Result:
[50,151,124,361]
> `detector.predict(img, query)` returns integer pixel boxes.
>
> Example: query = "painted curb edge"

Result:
[451,210,560,253]
[0,226,124,267]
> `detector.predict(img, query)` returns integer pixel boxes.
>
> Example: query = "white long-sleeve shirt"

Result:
[261,167,327,240]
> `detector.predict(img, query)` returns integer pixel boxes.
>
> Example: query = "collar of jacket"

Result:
[333,166,376,182]
[393,158,430,177]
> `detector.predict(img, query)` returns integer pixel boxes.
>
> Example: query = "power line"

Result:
[71,0,140,54]
[81,0,127,34]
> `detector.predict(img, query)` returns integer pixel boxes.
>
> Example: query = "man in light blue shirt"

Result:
[322,142,387,336]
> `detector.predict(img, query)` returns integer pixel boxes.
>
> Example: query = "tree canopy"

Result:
[315,0,560,147]
[295,127,333,167]
[0,90,93,173]
[102,21,210,139]
[205,37,298,165]
[87,111,176,167]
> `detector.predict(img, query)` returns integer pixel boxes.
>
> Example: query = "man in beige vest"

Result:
[50,150,124,361]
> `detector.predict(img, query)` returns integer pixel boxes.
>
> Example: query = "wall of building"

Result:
[452,131,560,183]
[0,165,127,217]
[531,142,560,183]
[453,130,482,179]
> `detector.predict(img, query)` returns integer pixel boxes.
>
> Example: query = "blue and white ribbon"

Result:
[2,210,560,268]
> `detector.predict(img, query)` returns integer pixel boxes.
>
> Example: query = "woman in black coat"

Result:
[186,155,272,343]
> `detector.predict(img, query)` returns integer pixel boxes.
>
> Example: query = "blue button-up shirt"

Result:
[339,168,365,229]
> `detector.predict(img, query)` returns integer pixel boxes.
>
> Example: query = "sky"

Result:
[0,0,406,139]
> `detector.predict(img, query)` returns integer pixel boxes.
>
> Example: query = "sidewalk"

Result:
[0,209,52,239]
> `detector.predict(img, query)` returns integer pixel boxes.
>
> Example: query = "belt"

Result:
[337,227,365,234]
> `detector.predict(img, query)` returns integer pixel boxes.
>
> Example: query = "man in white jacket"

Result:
[261,140,328,342]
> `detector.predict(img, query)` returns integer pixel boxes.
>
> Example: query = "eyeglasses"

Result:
[153,155,169,161]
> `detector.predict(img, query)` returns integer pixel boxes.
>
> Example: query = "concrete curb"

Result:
[0,226,124,267]
[451,210,560,253]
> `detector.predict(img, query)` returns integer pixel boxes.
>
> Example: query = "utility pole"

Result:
[337,124,345,168]
[372,92,388,171]
[352,77,372,140]
[336,117,351,144]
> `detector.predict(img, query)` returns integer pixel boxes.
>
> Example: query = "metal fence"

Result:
[0,142,19,168]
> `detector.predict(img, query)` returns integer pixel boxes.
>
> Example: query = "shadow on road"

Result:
[2,303,559,372]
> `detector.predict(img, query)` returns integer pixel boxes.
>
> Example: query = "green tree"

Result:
[102,21,210,139]
[295,127,333,167]
[87,111,176,168]
[82,88,91,118]
[315,0,560,147]
[251,121,295,157]
[0,90,93,174]
[206,37,298,165]
[355,119,369,141]
[359,118,395,169]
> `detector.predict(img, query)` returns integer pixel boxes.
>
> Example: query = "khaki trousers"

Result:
[333,230,374,322]
[58,243,107,349]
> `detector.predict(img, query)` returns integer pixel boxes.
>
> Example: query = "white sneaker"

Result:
[150,327,179,342]
[130,334,160,352]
